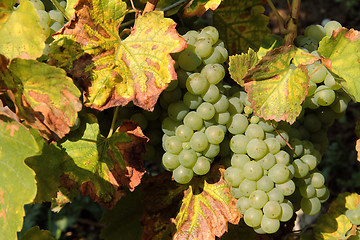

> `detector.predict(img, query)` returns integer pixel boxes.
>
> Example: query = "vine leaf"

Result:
[318,28,360,102]
[0,56,82,140]
[314,192,359,239]
[0,0,45,59]
[243,46,318,124]
[213,0,270,55]
[173,165,241,240]
[50,0,186,111]
[0,114,40,240]
[65,0,77,17]
[59,113,147,209]
[229,48,259,87]
[20,226,55,240]
[183,0,223,17]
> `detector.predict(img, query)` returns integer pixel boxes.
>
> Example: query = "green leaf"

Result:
[50,0,186,111]
[183,0,223,17]
[318,28,360,102]
[59,113,147,208]
[0,114,40,240]
[0,0,45,59]
[243,46,318,124]
[213,0,270,55]
[20,226,55,240]
[0,56,82,140]
[229,48,259,87]
[173,165,241,239]
[65,0,77,17]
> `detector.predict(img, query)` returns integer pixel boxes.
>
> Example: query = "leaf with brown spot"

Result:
[59,113,147,208]
[173,165,241,240]
[50,0,186,111]
[229,48,259,87]
[0,56,82,140]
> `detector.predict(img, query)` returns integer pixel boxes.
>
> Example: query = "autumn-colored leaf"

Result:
[0,0,45,59]
[229,48,259,87]
[183,0,223,17]
[0,56,82,140]
[50,0,186,111]
[243,46,318,124]
[20,226,55,240]
[59,113,147,208]
[0,114,40,240]
[173,165,241,240]
[318,28,360,102]
[213,0,270,55]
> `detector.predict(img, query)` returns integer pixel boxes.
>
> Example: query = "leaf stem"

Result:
[266,0,287,34]
[49,0,70,21]
[284,0,301,46]
[107,106,120,138]
[143,0,159,14]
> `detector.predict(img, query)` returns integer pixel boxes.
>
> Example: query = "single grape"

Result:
[201,26,219,44]
[164,136,183,154]
[162,152,180,170]
[202,47,224,64]
[236,197,252,214]
[261,216,280,234]
[304,113,322,133]
[290,138,304,158]
[331,94,349,114]
[193,156,211,175]
[268,163,290,184]
[243,161,263,181]
[276,180,295,196]
[190,132,209,152]
[178,149,198,168]
[263,201,282,219]
[244,208,263,227]
[239,179,257,197]
[49,10,64,25]
[256,176,274,193]
[274,150,290,165]
[346,209,360,225]
[215,45,228,63]
[215,111,231,125]
[267,188,284,204]
[228,97,244,115]
[259,153,276,170]
[264,138,281,155]
[37,10,50,25]
[201,84,220,103]
[324,73,341,90]
[299,184,316,198]
[161,87,182,103]
[301,197,321,216]
[184,111,203,130]
[293,159,310,178]
[304,24,326,43]
[245,123,265,139]
[227,113,248,135]
[324,20,342,37]
[30,0,45,10]
[178,50,202,71]
[186,73,209,95]
[310,172,325,188]
[231,186,243,199]
[275,130,290,148]
[231,154,250,169]
[201,63,225,85]
[195,38,213,58]
[202,144,220,158]
[314,85,336,106]
[205,125,225,144]
[308,63,327,83]
[246,138,269,160]
[183,92,203,109]
[213,94,229,113]
[173,165,193,184]
[175,124,194,142]
[224,167,243,187]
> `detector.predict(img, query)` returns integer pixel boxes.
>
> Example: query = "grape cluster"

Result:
[346,204,360,225]
[30,0,66,55]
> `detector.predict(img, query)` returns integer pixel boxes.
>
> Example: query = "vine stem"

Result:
[284,0,301,46]
[107,106,120,138]
[143,0,159,14]
[266,0,287,34]
[49,0,70,21]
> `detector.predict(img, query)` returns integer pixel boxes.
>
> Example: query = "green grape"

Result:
[201,26,219,45]
[275,130,290,148]
[245,124,265,139]
[50,22,62,33]
[243,161,263,181]
[315,186,327,198]
[162,117,181,136]
[250,116,260,124]
[302,141,315,155]
[301,197,321,216]
[304,113,322,133]
[331,94,349,114]
[231,186,243,199]
[173,165,193,184]
[268,163,290,184]
[186,73,210,95]
[256,176,274,192]
[314,85,336,106]
[205,125,225,144]
[49,10,64,25]
[293,159,310,178]
[182,32,197,48]
[201,84,220,103]
[185,30,199,39]
[175,124,194,142]
[239,179,257,197]
[202,47,224,64]
[346,209,360,225]
[213,94,229,113]
[264,138,281,155]
[228,97,244,115]
[318,187,329,203]
[303,96,320,110]
[299,184,316,198]
[249,190,268,209]
[276,180,295,196]
[300,155,317,171]
[215,111,230,125]
[195,38,213,58]
[236,197,252,214]
[215,45,228,63]
[274,150,290,165]
[324,73,341,90]
[280,201,294,222]
[38,21,50,39]
[261,216,280,234]
[37,10,50,25]
[178,50,202,71]
[307,80,317,96]
[244,106,253,115]
[267,188,284,204]
[224,167,243,187]
[246,138,269,160]
[190,132,209,152]
[258,119,277,132]
[310,172,325,188]
[308,63,327,83]
[193,156,211,175]
[184,111,203,130]
[263,201,282,219]
[30,0,45,10]
[168,101,189,121]
[202,143,220,158]
[227,113,248,135]
[197,31,213,42]
[259,153,276,170]
[196,102,216,120]
[183,92,203,109]
[162,152,180,170]
[244,208,263,227]
[324,20,342,37]
[164,136,183,154]
[290,138,304,158]
[304,24,326,43]
[161,87,182,103]
[201,63,225,84]
[231,154,250,169]
[178,149,197,168]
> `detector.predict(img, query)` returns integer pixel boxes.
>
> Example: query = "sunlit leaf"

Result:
[59,113,147,208]
[229,48,259,87]
[173,165,241,239]
[318,28,360,102]
[213,0,270,55]
[183,0,223,17]
[50,0,186,111]
[0,114,39,240]
[0,0,45,59]
[20,226,55,240]
[0,56,82,140]
[243,46,318,124]
[65,0,77,17]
